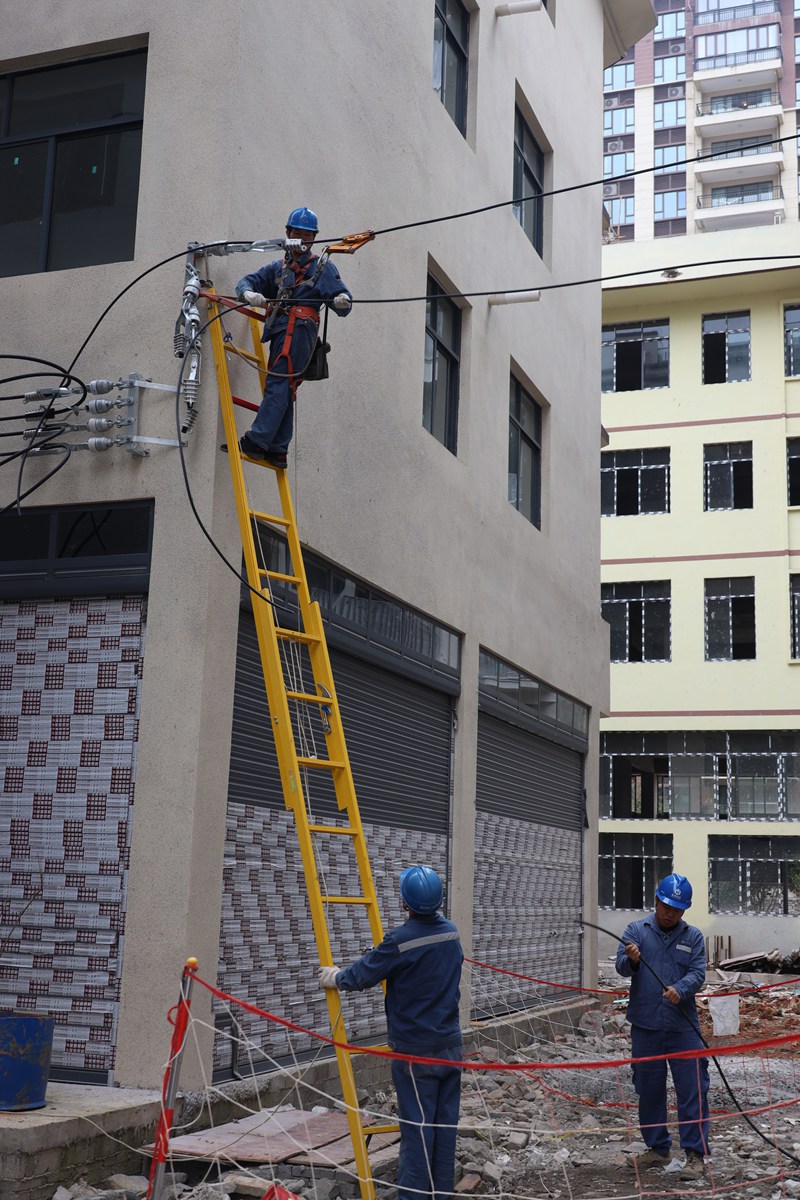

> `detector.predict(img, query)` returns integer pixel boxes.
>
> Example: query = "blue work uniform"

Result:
[235,251,351,455]
[337,913,463,1200]
[616,914,710,1157]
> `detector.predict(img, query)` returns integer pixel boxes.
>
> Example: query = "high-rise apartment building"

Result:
[599,0,800,952]
[603,0,799,242]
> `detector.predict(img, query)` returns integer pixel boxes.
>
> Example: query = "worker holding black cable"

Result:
[615,873,709,1182]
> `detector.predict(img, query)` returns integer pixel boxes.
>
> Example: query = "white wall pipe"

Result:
[487,290,541,305]
[495,1,543,16]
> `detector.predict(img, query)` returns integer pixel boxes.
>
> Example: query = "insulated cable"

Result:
[581,916,800,1166]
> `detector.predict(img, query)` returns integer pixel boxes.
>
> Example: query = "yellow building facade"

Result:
[600,226,800,957]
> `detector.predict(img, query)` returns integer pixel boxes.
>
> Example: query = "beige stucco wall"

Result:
[1,0,624,1087]
[600,224,800,957]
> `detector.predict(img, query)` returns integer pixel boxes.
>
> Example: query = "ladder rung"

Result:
[250,509,290,528]
[308,823,357,836]
[275,627,320,644]
[297,756,345,770]
[260,569,302,584]
[286,690,330,704]
[322,895,371,906]
[366,1123,401,1136]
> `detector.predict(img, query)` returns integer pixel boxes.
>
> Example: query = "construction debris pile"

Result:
[718,948,800,976]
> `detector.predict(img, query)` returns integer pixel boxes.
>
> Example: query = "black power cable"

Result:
[581,916,800,1167]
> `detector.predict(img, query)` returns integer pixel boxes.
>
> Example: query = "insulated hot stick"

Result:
[580,917,800,1166]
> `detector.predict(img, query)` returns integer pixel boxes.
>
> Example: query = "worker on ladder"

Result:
[235,206,353,469]
[320,866,463,1200]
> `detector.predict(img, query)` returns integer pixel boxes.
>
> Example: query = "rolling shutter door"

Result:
[473,712,584,1011]
[228,611,452,834]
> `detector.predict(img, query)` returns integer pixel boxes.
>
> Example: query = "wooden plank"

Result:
[144,1107,356,1164]
[288,1130,400,1167]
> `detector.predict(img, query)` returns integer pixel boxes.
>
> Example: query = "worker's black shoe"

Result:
[239,433,268,460]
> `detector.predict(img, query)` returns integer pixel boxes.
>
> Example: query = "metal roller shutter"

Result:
[228,611,452,834]
[476,712,583,829]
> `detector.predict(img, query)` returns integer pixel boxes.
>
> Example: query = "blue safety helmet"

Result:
[286,206,319,233]
[656,872,693,911]
[400,865,443,915]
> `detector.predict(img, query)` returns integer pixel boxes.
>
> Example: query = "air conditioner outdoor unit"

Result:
[607,139,624,152]
[603,183,620,197]
[669,42,683,53]
[604,96,620,109]
[667,86,683,99]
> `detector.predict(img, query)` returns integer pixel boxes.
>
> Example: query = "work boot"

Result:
[627,1148,669,1170]
[680,1151,705,1181]
[239,433,268,460]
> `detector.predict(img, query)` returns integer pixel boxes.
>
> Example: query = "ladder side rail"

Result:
[207,294,378,1200]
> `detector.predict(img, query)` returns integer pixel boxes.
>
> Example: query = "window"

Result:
[599,833,673,909]
[601,321,669,392]
[710,181,779,206]
[508,377,542,527]
[654,144,686,174]
[513,107,544,254]
[703,442,753,511]
[708,88,773,114]
[604,105,635,136]
[601,448,670,517]
[702,312,750,384]
[729,756,780,817]
[709,836,800,915]
[654,99,686,129]
[433,0,469,134]
[655,11,686,39]
[606,197,634,227]
[785,306,800,376]
[790,440,800,505]
[792,576,800,659]
[604,62,634,91]
[654,56,686,83]
[708,135,773,160]
[695,25,780,65]
[423,275,461,454]
[705,576,756,660]
[654,190,686,220]
[0,50,146,277]
[478,649,589,743]
[602,581,671,663]
[604,151,634,180]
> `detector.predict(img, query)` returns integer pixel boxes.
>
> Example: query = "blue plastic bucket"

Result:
[0,1012,54,1111]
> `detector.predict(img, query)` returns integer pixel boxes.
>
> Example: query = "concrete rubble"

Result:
[50,1003,800,1200]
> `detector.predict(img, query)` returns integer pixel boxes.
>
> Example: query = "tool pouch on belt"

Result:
[300,305,331,382]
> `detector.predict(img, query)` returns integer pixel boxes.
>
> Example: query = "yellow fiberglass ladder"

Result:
[204,273,396,1200]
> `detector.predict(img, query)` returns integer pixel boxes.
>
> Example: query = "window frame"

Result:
[423,274,461,455]
[601,580,672,663]
[702,311,751,385]
[785,306,800,376]
[601,447,671,517]
[432,0,470,136]
[601,321,670,392]
[512,106,545,255]
[0,49,147,277]
[704,575,756,661]
[703,441,754,511]
[788,438,800,505]
[598,832,673,910]
[508,376,542,528]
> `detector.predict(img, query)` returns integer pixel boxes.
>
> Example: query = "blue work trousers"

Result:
[631,1024,710,1157]
[391,1047,462,1200]
[248,320,316,454]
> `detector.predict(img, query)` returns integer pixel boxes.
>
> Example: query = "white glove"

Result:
[242,290,267,307]
[319,965,341,989]
[333,293,351,312]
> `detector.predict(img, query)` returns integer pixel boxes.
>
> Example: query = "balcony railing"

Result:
[696,184,783,207]
[701,139,780,160]
[696,90,780,115]
[694,47,782,71]
[694,0,780,25]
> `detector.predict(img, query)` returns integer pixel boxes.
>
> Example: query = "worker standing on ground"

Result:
[319,865,463,1200]
[616,872,709,1182]
[235,206,352,469]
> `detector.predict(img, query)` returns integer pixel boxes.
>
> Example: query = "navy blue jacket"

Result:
[235,252,351,342]
[336,913,463,1055]
[616,913,706,1033]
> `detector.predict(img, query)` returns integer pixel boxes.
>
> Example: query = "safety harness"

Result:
[265,254,322,395]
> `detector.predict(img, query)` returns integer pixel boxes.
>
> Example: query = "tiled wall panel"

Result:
[0,596,144,1077]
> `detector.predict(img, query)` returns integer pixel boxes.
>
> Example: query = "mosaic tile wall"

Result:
[0,596,144,1077]
[214,805,448,1072]
[472,811,583,1013]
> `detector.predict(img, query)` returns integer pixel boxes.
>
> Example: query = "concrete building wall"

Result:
[600,223,800,958]
[0,0,642,1088]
